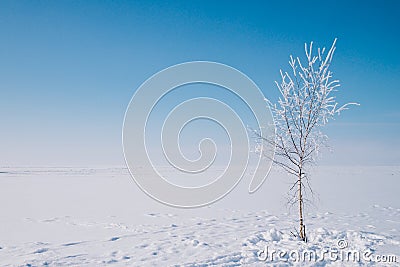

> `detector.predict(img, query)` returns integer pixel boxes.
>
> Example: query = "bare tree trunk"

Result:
[298,169,305,241]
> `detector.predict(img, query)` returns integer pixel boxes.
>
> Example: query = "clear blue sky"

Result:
[0,0,399,166]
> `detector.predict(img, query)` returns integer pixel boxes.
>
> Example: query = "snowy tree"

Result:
[257,39,358,241]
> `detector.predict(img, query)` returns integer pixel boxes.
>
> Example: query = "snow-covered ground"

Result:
[0,166,399,266]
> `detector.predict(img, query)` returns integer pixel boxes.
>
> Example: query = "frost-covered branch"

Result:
[266,38,358,177]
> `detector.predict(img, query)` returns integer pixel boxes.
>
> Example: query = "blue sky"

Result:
[0,0,399,166]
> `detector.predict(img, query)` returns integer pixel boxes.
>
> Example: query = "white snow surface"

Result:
[0,166,399,266]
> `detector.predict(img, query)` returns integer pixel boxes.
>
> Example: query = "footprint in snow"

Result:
[42,217,59,223]
[62,241,83,246]
[33,248,48,254]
